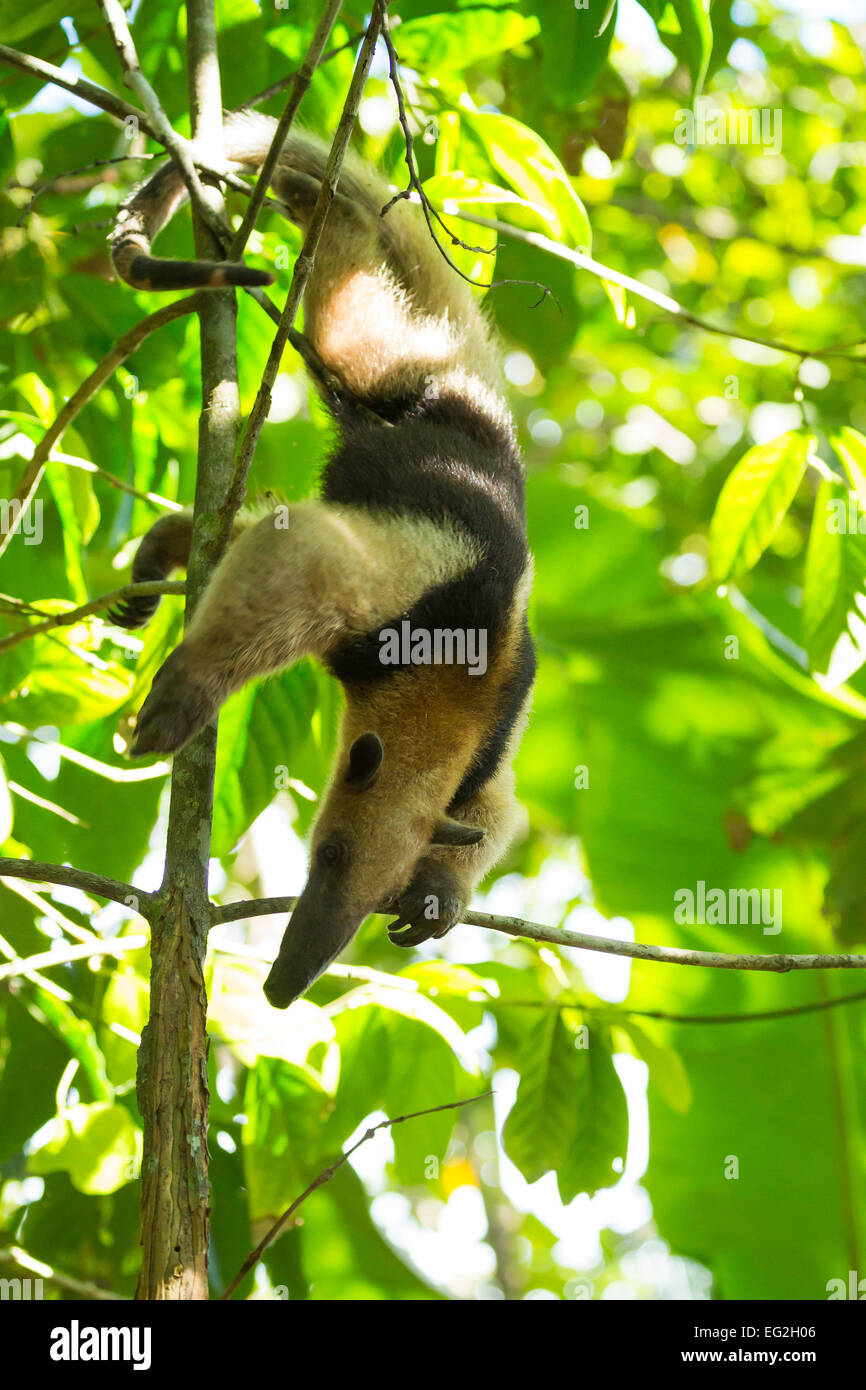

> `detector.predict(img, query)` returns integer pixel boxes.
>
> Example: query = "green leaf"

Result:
[613,1016,691,1113]
[802,479,866,677]
[211,661,338,856]
[243,1057,331,1221]
[0,995,69,1163]
[643,970,865,1299]
[322,1005,391,1148]
[832,427,866,509]
[396,10,540,73]
[0,625,133,727]
[669,0,712,97]
[0,0,75,44]
[0,754,12,843]
[502,1009,584,1184]
[640,0,712,96]
[44,465,88,604]
[540,0,617,108]
[384,1015,458,1187]
[467,112,591,250]
[556,1022,629,1202]
[709,431,811,581]
[30,1102,141,1195]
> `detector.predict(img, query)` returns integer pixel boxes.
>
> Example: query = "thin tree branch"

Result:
[239,29,366,110]
[613,989,866,1025]
[449,210,866,364]
[98,0,230,250]
[221,1090,492,1300]
[0,1246,127,1301]
[211,936,866,1023]
[0,581,185,656]
[0,934,149,985]
[0,42,148,129]
[0,294,202,558]
[0,44,293,213]
[0,857,154,913]
[16,152,156,226]
[212,895,866,973]
[220,0,386,537]
[229,0,343,262]
[52,451,182,511]
[379,14,556,307]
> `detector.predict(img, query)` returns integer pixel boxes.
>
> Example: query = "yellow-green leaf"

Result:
[710,431,812,581]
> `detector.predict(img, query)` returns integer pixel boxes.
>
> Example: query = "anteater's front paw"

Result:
[387,857,466,948]
[131,647,216,757]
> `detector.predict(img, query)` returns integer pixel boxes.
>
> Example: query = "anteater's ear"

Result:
[431,817,486,847]
[345,732,384,791]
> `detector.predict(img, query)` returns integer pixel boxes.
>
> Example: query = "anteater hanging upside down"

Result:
[109,112,536,1008]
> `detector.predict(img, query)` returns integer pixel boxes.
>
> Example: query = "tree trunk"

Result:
[135,0,240,1300]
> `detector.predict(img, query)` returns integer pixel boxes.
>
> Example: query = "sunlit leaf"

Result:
[709,432,811,581]
[467,112,591,250]
[396,9,539,73]
[802,479,866,677]
[30,1102,141,1195]
[613,1015,691,1113]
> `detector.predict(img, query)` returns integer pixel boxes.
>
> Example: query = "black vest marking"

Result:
[323,392,529,686]
[323,395,535,799]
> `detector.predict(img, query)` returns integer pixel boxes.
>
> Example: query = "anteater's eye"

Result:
[318,839,346,870]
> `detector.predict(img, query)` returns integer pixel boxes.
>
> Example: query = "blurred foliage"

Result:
[0,0,865,1302]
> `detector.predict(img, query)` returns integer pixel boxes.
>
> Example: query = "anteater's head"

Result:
[263,727,482,1009]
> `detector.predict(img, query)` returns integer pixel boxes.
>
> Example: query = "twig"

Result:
[0,580,185,655]
[239,30,366,110]
[0,294,202,558]
[52,451,182,511]
[0,1246,127,1301]
[229,0,343,262]
[221,1089,492,1299]
[0,42,148,130]
[98,0,230,250]
[221,0,386,536]
[379,14,556,308]
[0,44,302,221]
[614,989,866,1025]
[16,153,156,226]
[212,895,866,973]
[0,857,153,913]
[450,210,866,365]
[0,934,149,984]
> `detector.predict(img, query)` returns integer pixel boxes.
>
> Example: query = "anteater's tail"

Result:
[109,112,506,419]
[109,512,192,630]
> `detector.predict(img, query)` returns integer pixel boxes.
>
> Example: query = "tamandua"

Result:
[109,112,536,1007]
